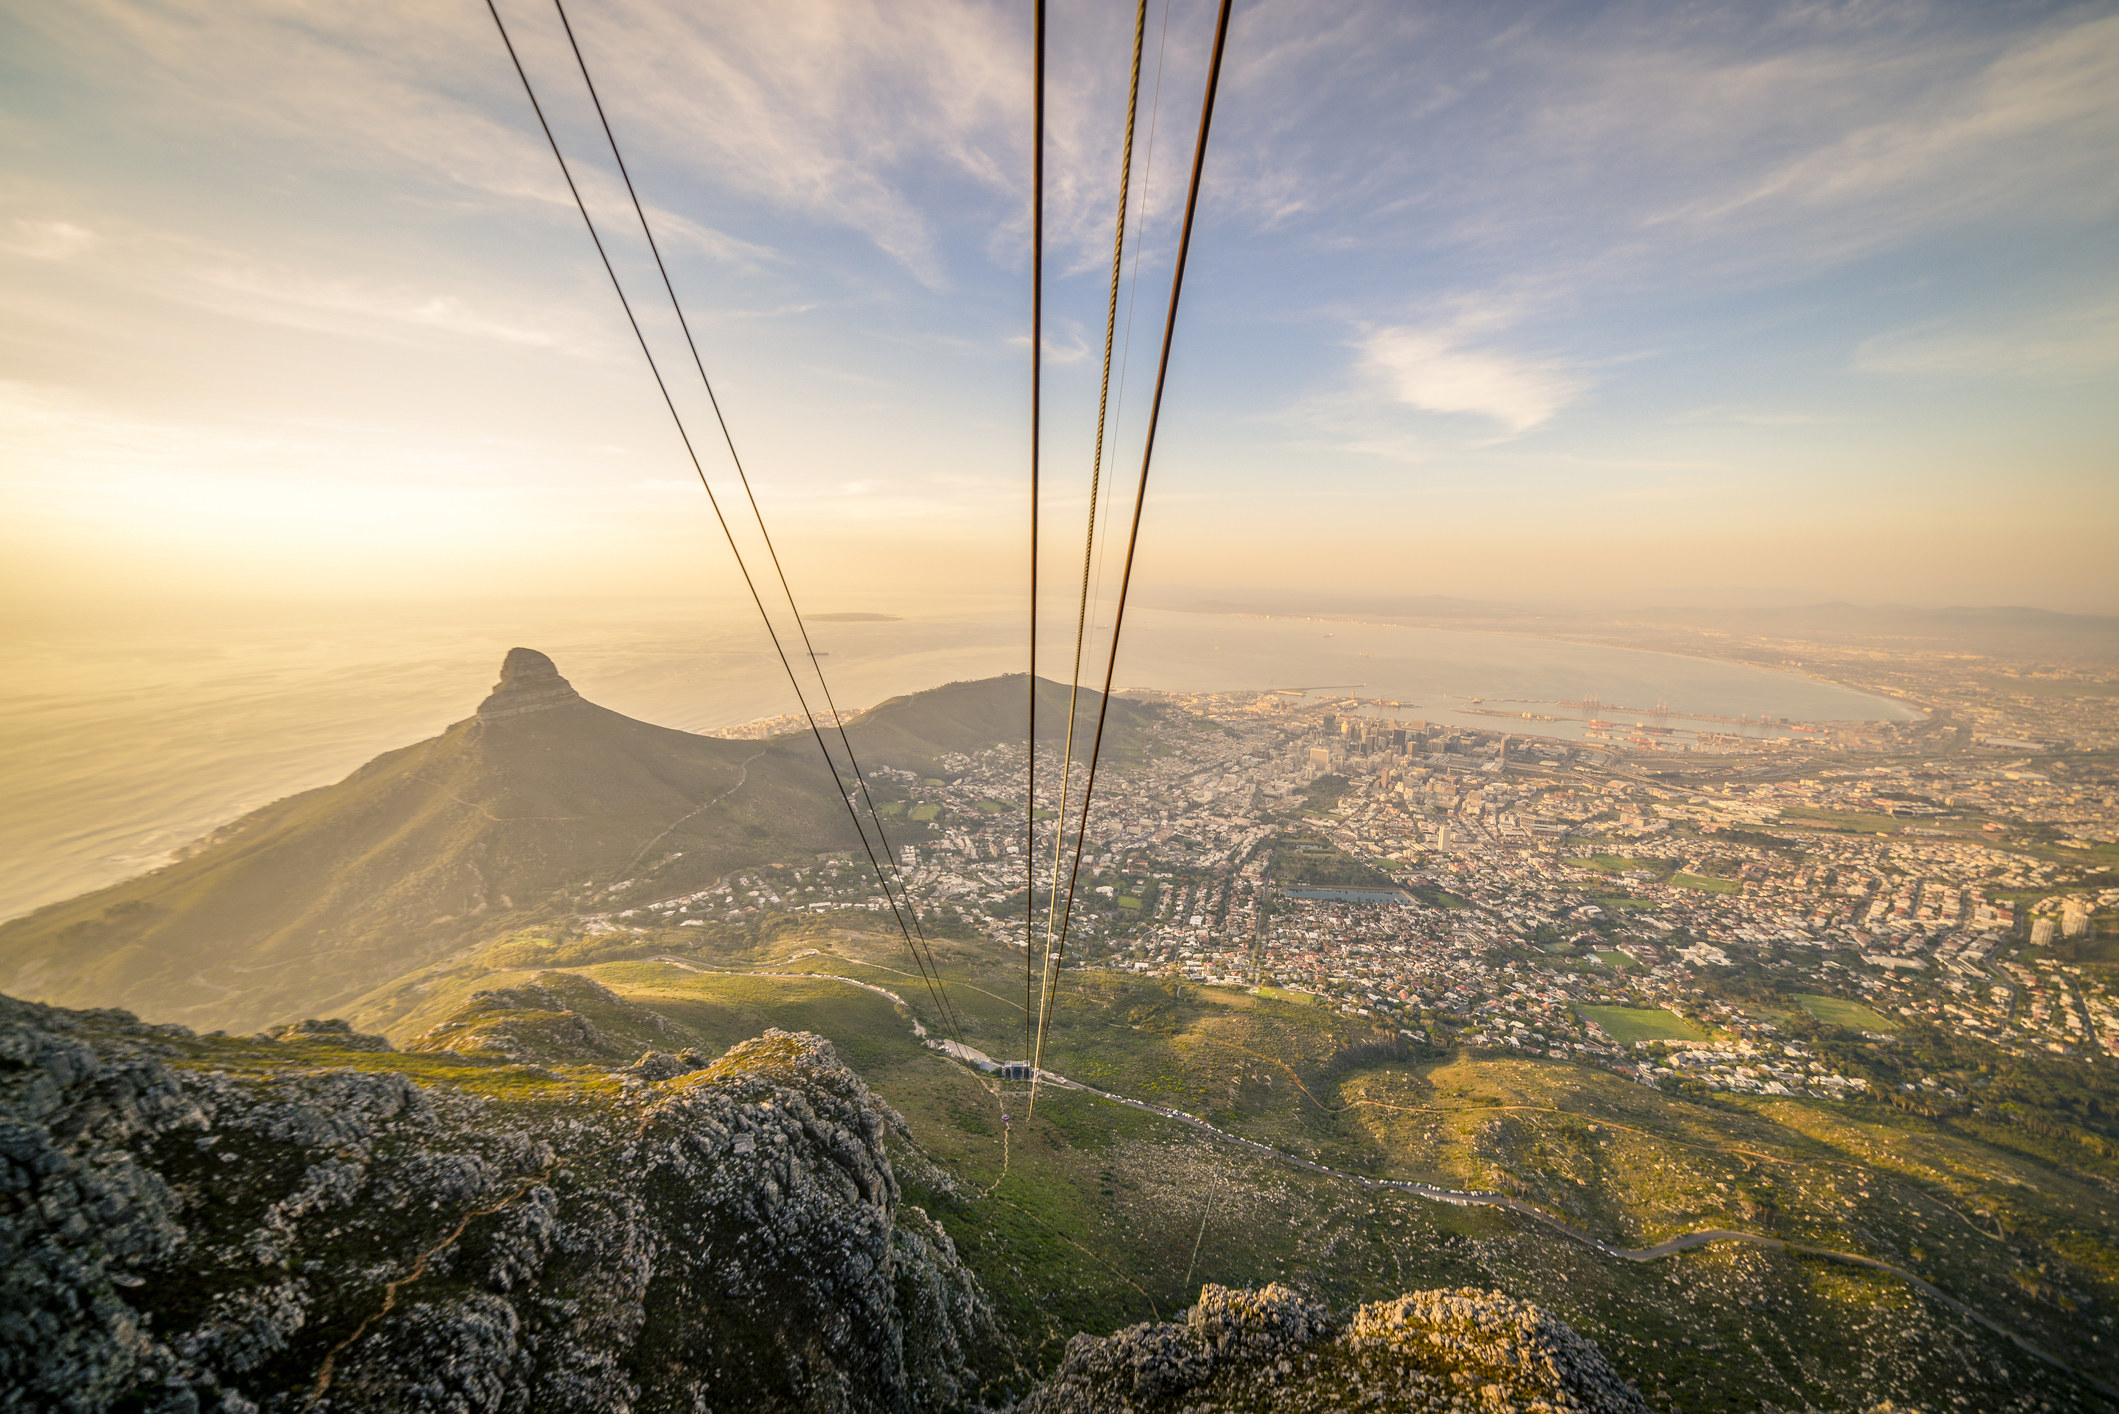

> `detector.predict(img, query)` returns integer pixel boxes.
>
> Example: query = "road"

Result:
[637,955,2114,1401]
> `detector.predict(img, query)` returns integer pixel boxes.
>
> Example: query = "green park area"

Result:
[1574,1004,1706,1044]
[1795,993,1899,1033]
[910,803,942,822]
[1671,872,1740,893]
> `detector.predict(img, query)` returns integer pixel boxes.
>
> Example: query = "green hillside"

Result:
[319,917,2119,1411]
[0,649,857,1032]
[848,673,1163,774]
[0,659,1166,1037]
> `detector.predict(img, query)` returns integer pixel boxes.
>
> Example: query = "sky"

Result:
[2,0,2116,624]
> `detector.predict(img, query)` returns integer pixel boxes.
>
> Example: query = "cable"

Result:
[1025,0,1047,1067]
[482,0,963,1045]
[1037,0,1148,1029]
[544,0,961,1042]
[1030,0,1236,1099]
[1087,0,1172,670]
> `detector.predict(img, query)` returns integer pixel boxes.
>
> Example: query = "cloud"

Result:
[13,0,922,273]
[1857,298,2119,378]
[532,0,1029,283]
[0,204,581,353]
[1196,4,2119,292]
[1642,11,2119,261]
[1670,406,1844,427]
[1360,321,1584,435]
[199,265,560,347]
[1,219,101,260]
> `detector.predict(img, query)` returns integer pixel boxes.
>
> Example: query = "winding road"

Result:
[636,957,2113,1400]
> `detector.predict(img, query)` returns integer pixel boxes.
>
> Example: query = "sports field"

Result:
[1575,1004,1706,1043]
[1795,993,1899,1032]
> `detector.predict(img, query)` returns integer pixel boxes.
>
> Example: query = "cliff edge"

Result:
[0,995,1000,1412]
[1017,1281,1651,1414]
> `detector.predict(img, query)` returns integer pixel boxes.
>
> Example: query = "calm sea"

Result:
[0,601,1916,922]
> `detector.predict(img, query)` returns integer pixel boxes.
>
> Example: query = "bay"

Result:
[0,601,1916,923]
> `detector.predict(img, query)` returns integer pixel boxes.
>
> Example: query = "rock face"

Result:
[476,647,585,721]
[1018,1282,1651,1414]
[406,972,668,1063]
[0,994,1001,1413]
[260,1017,395,1051]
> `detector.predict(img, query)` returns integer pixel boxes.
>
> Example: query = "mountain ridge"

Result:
[0,653,1161,1035]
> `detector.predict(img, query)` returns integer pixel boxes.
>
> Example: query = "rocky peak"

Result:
[0,997,1003,1413]
[476,646,584,721]
[1019,1282,1650,1413]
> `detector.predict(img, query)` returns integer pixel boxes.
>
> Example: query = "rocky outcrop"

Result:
[1018,1282,1650,1414]
[259,1017,394,1050]
[407,972,669,1063]
[0,994,1002,1412]
[475,647,585,721]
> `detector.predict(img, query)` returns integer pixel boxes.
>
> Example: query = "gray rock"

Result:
[0,997,1002,1413]
[1017,1281,1651,1414]
[262,1019,394,1052]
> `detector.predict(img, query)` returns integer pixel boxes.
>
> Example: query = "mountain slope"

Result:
[847,673,1163,775]
[0,650,856,1032]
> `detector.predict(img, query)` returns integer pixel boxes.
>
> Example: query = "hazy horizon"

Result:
[0,596,1936,924]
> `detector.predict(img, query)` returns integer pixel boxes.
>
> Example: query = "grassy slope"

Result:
[0,701,854,1033]
[847,673,1162,775]
[0,672,1167,1037]
[361,923,2118,1411]
[1795,993,1900,1032]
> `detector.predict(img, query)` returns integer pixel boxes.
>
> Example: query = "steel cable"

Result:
[1025,0,1047,1067]
[1036,0,1149,1039]
[482,0,964,1044]
[545,0,962,1042]
[1030,0,1236,1104]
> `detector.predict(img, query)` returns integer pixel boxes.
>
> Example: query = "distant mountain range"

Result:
[0,649,1152,1034]
[1158,594,2119,659]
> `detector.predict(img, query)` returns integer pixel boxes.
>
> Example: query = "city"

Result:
[613,653,2116,1115]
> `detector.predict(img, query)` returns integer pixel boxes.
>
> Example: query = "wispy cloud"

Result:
[1359,313,1584,435]
[199,264,560,347]
[1,219,101,260]
[1857,297,2119,378]
[542,0,1028,284]
[1209,4,2119,289]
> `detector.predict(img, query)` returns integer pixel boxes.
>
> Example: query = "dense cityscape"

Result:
[650,665,2117,1106]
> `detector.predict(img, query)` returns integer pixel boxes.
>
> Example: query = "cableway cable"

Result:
[1025,0,1048,1068]
[1088,0,1174,649]
[482,0,964,1045]
[544,0,963,1043]
[1029,0,1236,1104]
[1038,0,1148,1033]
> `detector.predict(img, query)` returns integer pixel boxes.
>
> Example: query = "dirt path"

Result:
[623,957,2115,1401]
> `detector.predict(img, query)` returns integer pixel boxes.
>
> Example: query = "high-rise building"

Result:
[2031,917,2058,947]
[2063,901,2092,940]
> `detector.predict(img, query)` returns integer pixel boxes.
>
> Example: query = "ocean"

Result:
[0,601,1916,922]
